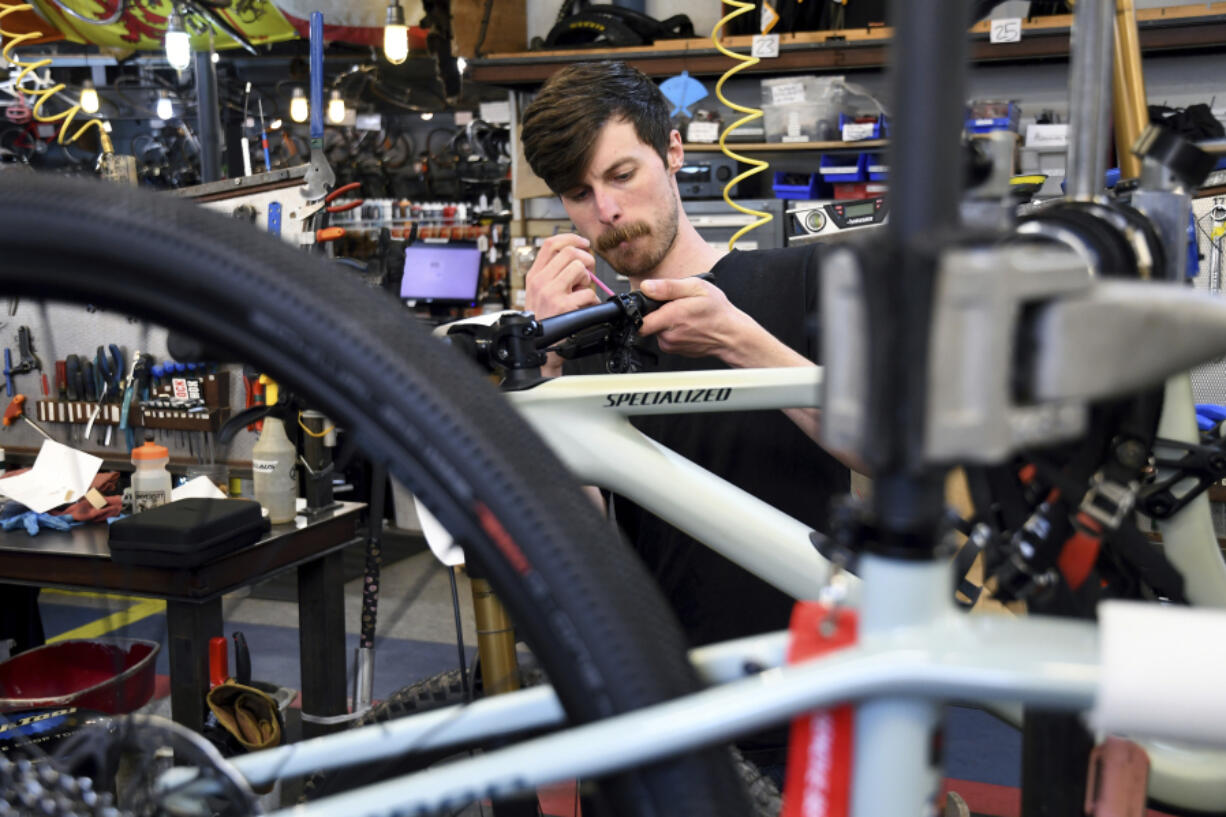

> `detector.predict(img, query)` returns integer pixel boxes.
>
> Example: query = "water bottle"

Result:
[252,416,297,523]
[130,434,172,512]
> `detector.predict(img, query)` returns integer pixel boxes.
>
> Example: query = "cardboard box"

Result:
[452,0,526,58]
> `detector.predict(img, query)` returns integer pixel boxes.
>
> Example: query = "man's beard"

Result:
[593,200,679,278]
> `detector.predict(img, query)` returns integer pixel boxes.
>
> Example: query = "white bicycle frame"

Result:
[212,364,1226,817]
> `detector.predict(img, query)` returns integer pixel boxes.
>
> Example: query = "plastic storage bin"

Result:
[819,152,867,183]
[771,172,822,200]
[838,113,885,141]
[865,153,888,181]
[0,638,159,714]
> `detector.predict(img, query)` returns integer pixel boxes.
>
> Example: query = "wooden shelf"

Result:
[468,4,1226,86]
[684,139,886,152]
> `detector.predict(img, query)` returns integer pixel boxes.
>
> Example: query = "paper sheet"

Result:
[0,439,103,513]
[170,476,228,501]
[413,496,465,567]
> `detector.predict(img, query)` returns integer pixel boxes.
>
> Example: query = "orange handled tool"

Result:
[3,394,51,440]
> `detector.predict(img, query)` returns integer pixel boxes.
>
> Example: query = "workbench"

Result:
[0,500,364,737]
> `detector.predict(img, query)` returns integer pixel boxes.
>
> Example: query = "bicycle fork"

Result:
[470,576,521,696]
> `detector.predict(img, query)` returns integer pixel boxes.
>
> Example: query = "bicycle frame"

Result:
[208,364,1226,815]
[507,366,842,601]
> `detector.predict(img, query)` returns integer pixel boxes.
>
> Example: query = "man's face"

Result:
[559,118,681,279]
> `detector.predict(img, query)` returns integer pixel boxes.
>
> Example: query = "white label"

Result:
[134,490,169,512]
[760,1,778,34]
[252,459,279,474]
[172,378,188,399]
[479,100,511,124]
[687,121,720,143]
[782,135,810,143]
[455,111,474,126]
[751,34,779,59]
[990,17,1022,43]
[842,122,876,141]
[770,81,806,106]
[1025,123,1069,148]
[355,113,382,131]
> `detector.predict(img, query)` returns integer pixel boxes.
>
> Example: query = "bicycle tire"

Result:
[308,668,782,817]
[303,667,547,808]
[0,174,750,817]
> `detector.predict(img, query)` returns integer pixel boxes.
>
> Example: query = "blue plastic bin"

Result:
[838,113,884,141]
[772,172,821,199]
[819,153,866,183]
[865,153,888,181]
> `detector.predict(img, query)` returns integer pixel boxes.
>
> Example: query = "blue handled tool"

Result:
[3,349,12,398]
[299,11,335,203]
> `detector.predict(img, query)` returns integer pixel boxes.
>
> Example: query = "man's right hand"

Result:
[525,233,602,376]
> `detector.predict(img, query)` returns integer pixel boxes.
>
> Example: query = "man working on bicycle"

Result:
[521,60,851,650]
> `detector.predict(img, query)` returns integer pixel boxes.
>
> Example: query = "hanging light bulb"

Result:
[383,0,408,65]
[289,87,309,123]
[164,10,191,71]
[326,90,346,125]
[156,90,173,121]
[79,80,99,114]
[420,112,433,121]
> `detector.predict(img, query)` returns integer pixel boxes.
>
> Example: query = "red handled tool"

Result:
[209,636,229,689]
[324,181,363,213]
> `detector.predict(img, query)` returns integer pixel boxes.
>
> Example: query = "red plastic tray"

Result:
[0,638,160,715]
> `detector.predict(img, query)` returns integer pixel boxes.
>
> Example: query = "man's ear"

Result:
[666,129,684,174]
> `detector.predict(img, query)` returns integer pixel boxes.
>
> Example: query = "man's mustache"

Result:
[595,221,651,253]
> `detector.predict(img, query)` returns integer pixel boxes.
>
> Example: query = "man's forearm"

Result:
[720,325,869,473]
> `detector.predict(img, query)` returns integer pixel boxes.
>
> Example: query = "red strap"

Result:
[1058,513,1103,590]
[782,603,857,817]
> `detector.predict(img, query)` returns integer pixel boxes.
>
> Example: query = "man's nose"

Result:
[593,187,621,224]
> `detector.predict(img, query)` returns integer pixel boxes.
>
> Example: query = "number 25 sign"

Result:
[990,17,1022,44]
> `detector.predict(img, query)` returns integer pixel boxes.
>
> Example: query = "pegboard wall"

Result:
[0,300,258,466]
[1190,195,1226,406]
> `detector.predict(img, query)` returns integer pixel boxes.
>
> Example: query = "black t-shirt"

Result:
[564,244,850,647]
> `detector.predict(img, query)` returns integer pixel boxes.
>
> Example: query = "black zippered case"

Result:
[108,498,269,568]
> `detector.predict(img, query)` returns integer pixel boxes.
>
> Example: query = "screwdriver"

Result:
[4,395,53,440]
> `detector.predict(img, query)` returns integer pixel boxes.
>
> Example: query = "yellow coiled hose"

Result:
[0,1,113,153]
[711,0,770,250]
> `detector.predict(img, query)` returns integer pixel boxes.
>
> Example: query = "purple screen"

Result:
[400,244,482,302]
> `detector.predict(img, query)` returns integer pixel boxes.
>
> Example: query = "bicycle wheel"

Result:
[308,669,782,817]
[0,174,750,817]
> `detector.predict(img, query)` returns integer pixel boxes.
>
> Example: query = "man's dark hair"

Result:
[520,61,671,195]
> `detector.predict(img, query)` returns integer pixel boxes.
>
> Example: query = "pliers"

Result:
[325,181,363,214]
[310,181,363,245]
[95,344,123,403]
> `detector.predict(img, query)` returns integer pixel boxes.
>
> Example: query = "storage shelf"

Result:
[468,5,1226,86]
[685,140,887,152]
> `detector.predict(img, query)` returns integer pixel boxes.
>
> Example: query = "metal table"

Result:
[0,501,364,737]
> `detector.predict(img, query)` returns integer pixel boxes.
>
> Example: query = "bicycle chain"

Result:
[0,755,127,817]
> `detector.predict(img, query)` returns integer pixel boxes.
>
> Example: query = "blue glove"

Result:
[1196,403,1226,433]
[2,511,73,536]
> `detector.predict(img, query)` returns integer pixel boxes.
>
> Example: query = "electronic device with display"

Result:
[678,155,738,199]
[400,243,482,307]
[785,195,889,244]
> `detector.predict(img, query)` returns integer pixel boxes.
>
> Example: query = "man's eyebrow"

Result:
[599,158,638,177]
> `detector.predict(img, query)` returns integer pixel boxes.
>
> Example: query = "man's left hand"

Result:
[637,277,759,364]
